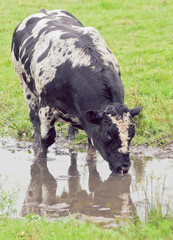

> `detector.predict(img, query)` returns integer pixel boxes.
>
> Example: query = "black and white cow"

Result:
[11,9,142,173]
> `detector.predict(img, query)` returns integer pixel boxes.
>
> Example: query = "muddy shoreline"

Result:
[1,135,173,159]
[130,142,173,159]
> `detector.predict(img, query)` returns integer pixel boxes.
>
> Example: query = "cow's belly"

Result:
[53,108,82,129]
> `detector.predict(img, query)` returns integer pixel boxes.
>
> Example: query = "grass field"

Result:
[0,213,173,240]
[0,0,173,145]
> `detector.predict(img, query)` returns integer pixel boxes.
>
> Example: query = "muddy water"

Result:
[0,137,173,226]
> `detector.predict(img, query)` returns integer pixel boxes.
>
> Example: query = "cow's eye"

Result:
[104,133,111,143]
[104,120,111,127]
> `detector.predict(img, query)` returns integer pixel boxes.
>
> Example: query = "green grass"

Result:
[0,213,173,240]
[0,0,173,144]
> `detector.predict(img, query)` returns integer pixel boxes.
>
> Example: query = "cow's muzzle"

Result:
[109,161,131,174]
[108,152,131,174]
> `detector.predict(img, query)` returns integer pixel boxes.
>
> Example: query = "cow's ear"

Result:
[129,106,143,118]
[85,110,103,124]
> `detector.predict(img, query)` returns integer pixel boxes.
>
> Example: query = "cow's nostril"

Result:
[116,166,122,173]
[124,153,130,159]
[112,164,130,174]
[121,165,130,173]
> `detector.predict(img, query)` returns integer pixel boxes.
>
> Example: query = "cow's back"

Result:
[11,9,120,96]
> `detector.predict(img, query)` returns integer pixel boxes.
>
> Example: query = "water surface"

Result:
[0,137,172,225]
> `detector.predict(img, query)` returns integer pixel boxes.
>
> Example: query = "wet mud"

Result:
[130,142,173,159]
[0,137,173,227]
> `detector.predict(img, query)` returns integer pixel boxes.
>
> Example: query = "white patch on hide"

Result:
[82,27,120,75]
[53,109,81,126]
[30,27,92,94]
[39,106,54,139]
[32,37,91,94]
[39,106,81,139]
[90,138,94,146]
[109,112,131,154]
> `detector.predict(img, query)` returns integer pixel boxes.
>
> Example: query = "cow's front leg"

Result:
[37,106,56,158]
[68,125,78,141]
[29,100,41,156]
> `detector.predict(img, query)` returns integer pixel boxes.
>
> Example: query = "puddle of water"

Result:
[0,137,173,224]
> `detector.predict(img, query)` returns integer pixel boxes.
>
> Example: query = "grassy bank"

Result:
[0,0,173,145]
[0,213,173,240]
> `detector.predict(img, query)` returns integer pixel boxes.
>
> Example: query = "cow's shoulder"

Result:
[81,26,120,74]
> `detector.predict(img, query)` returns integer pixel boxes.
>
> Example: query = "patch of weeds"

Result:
[0,175,19,217]
[8,120,33,140]
[25,213,44,222]
[141,174,171,222]
[55,122,69,138]
[73,130,88,146]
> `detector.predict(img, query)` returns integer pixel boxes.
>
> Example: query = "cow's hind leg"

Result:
[29,97,42,155]
[20,80,42,156]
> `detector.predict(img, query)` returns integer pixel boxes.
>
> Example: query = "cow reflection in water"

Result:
[21,152,136,219]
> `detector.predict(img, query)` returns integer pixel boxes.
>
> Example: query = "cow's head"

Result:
[85,103,143,174]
